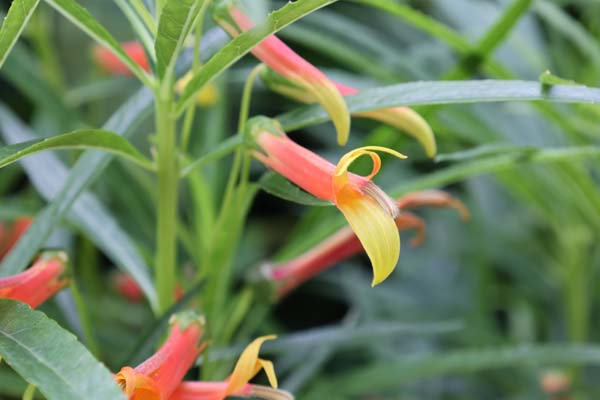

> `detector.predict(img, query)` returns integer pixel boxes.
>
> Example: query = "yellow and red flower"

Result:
[170,335,291,400]
[249,117,405,287]
[213,3,350,145]
[261,190,469,297]
[116,312,207,400]
[0,251,69,308]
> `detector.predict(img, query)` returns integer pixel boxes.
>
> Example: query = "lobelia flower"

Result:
[212,1,350,146]
[259,190,469,297]
[116,312,207,400]
[0,251,69,308]
[0,216,32,260]
[260,66,437,157]
[93,41,150,75]
[248,117,405,286]
[170,335,293,400]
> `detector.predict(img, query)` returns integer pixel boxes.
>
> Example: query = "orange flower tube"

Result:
[0,217,32,260]
[260,190,469,297]
[116,312,206,400]
[93,41,150,76]
[0,251,69,308]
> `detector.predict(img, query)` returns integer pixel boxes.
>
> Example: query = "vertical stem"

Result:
[22,384,36,400]
[155,86,178,313]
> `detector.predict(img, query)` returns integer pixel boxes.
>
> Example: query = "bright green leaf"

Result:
[0,299,126,400]
[278,80,600,131]
[0,129,153,170]
[0,0,40,69]
[155,0,205,78]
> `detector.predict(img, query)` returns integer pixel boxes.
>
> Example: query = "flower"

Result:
[0,251,69,308]
[260,67,436,157]
[116,312,207,400]
[213,3,350,145]
[93,41,150,75]
[170,335,292,400]
[0,217,32,260]
[249,117,405,286]
[260,190,469,297]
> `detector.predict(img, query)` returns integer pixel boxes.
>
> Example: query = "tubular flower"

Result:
[170,335,292,400]
[249,117,405,286]
[0,217,32,260]
[260,190,469,297]
[213,2,350,145]
[0,251,69,308]
[260,67,436,157]
[93,41,150,75]
[116,312,207,400]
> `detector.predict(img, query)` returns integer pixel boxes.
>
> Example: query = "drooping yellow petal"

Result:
[302,78,350,146]
[357,108,436,158]
[337,195,400,286]
[332,146,406,286]
[258,359,278,389]
[226,335,277,395]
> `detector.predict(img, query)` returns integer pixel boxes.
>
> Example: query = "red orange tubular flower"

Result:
[0,216,32,260]
[116,312,207,400]
[261,190,469,297]
[212,2,350,146]
[0,251,69,308]
[93,41,150,76]
[249,117,405,286]
[171,335,292,400]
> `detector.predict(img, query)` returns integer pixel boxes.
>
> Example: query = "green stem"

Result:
[155,85,179,313]
[70,277,102,358]
[130,0,157,35]
[238,64,265,133]
[22,384,35,400]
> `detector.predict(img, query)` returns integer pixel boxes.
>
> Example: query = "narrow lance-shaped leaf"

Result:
[175,0,339,114]
[0,0,40,69]
[43,0,154,87]
[277,80,600,131]
[155,0,205,78]
[0,299,126,400]
[0,129,153,170]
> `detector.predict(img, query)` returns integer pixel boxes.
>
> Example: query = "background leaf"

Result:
[0,0,40,68]
[0,129,152,170]
[0,299,126,400]
[259,172,331,207]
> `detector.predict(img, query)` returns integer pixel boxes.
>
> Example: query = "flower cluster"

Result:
[116,312,288,400]
[0,217,69,308]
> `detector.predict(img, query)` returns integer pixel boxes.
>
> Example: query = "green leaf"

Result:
[155,0,205,78]
[0,93,159,311]
[43,0,154,87]
[392,145,600,196]
[310,344,600,396]
[259,172,331,207]
[539,70,577,86]
[277,80,600,131]
[175,0,339,114]
[0,129,153,170]
[0,299,126,400]
[0,0,40,69]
